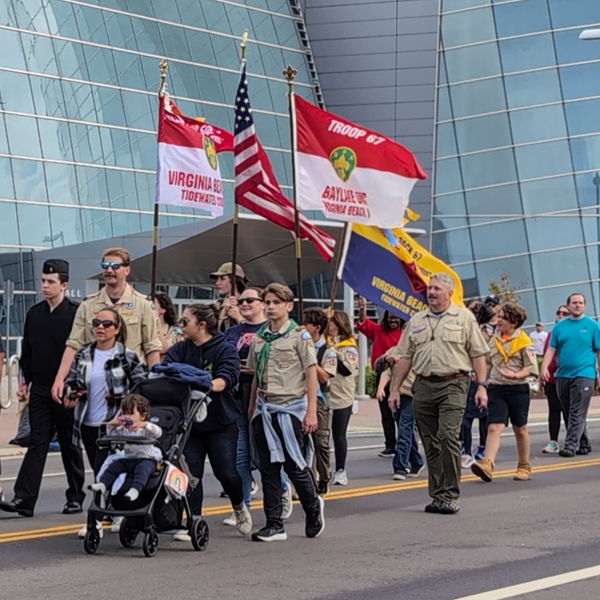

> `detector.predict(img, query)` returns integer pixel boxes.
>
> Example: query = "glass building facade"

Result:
[0,0,320,254]
[432,0,600,323]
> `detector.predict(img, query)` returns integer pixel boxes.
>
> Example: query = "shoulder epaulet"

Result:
[66,298,80,307]
[82,290,101,301]
[294,326,304,333]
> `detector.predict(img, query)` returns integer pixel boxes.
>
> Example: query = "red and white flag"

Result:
[233,63,336,262]
[294,95,427,227]
[156,95,234,217]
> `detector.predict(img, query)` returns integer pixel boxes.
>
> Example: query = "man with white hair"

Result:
[388,274,489,514]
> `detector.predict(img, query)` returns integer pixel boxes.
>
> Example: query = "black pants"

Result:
[253,414,319,529]
[100,458,156,492]
[81,424,109,477]
[14,385,85,510]
[378,390,397,451]
[544,382,568,442]
[332,406,353,471]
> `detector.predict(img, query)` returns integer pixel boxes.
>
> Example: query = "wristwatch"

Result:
[476,381,488,388]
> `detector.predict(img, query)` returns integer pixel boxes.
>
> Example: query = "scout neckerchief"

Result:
[494,329,532,363]
[327,336,358,350]
[255,319,297,388]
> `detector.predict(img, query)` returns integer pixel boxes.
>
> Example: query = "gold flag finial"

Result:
[158,59,169,96]
[241,29,249,60]
[283,65,297,83]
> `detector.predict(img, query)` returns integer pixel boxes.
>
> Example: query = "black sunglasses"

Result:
[239,297,260,305]
[92,318,116,328]
[556,310,569,316]
[101,261,126,270]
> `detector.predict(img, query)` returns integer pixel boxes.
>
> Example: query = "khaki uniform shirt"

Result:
[247,321,317,405]
[329,342,359,410]
[397,303,489,377]
[488,329,539,385]
[66,283,162,361]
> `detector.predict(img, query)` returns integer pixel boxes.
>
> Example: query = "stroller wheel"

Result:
[191,518,209,552]
[118,518,139,548]
[83,527,101,555]
[142,530,159,557]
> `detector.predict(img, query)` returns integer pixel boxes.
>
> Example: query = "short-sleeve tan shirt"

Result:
[247,321,317,405]
[397,303,490,377]
[488,329,539,385]
[66,283,161,361]
[329,342,359,410]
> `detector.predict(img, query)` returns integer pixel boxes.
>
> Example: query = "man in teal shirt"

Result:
[541,293,600,457]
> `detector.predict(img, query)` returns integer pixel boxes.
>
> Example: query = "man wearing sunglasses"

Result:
[51,247,161,404]
[0,259,86,518]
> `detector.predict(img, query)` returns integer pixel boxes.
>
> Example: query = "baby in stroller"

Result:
[90,394,162,503]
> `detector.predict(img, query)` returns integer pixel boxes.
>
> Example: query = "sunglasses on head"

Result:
[92,318,116,328]
[239,297,260,305]
[101,261,126,271]
[556,310,569,316]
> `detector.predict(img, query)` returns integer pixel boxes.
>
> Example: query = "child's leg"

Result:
[130,460,157,491]
[98,459,127,490]
[461,416,474,456]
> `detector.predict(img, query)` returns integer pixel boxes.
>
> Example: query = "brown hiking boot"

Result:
[471,458,494,482]
[513,461,532,481]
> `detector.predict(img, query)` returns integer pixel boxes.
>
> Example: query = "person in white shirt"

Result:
[530,323,548,371]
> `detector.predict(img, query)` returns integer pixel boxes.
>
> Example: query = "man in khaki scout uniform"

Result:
[51,247,161,403]
[247,283,325,542]
[389,273,489,514]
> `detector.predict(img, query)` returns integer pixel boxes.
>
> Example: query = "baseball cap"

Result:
[210,262,248,283]
[484,294,501,307]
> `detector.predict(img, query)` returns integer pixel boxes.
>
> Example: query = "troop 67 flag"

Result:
[156,95,234,217]
[294,95,427,227]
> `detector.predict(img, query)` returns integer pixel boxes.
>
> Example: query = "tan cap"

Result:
[210,262,248,282]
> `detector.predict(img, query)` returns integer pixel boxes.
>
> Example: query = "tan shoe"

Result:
[513,461,532,481]
[471,458,494,482]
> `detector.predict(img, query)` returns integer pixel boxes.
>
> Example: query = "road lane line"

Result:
[450,564,600,600]
[2,457,600,544]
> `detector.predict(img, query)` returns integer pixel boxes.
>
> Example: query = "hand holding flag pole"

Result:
[283,64,303,317]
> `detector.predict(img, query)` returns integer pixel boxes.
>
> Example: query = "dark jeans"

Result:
[378,389,397,451]
[184,428,244,516]
[556,377,594,451]
[332,406,353,471]
[393,395,424,475]
[100,458,156,492]
[14,385,85,510]
[253,414,319,529]
[544,382,568,442]
[81,424,108,477]
[461,381,488,455]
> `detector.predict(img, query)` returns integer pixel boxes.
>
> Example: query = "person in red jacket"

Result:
[541,304,571,454]
[357,297,405,456]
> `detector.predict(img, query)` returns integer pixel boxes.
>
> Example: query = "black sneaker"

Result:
[305,496,325,538]
[251,526,287,542]
[559,448,576,457]
[424,499,443,513]
[0,498,34,517]
[439,499,460,515]
[576,444,592,456]
[378,448,395,458]
[62,501,83,515]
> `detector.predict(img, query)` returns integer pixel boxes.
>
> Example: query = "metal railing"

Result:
[2,354,19,409]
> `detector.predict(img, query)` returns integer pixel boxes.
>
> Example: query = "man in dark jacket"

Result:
[0,260,85,517]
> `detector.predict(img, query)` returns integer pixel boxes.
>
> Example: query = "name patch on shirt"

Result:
[414,325,427,333]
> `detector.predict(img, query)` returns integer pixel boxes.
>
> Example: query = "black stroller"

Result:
[82,377,210,557]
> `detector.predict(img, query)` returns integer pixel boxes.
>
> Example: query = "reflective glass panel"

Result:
[548,0,600,28]
[560,64,600,102]
[505,69,562,109]
[465,183,522,216]
[38,118,73,161]
[565,99,600,136]
[6,115,42,158]
[515,140,572,180]
[434,157,463,195]
[494,0,551,37]
[436,123,458,158]
[0,71,35,114]
[526,215,585,253]
[571,136,600,173]
[49,205,83,246]
[531,246,590,287]
[520,175,579,214]
[45,162,78,205]
[445,43,502,82]
[499,34,556,74]
[448,78,507,119]
[441,7,496,48]
[18,203,51,247]
[0,202,19,245]
[455,113,512,154]
[510,104,567,145]
[460,148,517,188]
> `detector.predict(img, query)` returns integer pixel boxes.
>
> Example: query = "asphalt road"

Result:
[2,421,600,600]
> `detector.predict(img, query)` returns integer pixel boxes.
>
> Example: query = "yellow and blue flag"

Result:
[339,224,464,320]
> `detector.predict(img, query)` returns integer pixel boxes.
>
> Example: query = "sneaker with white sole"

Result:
[250,481,259,496]
[542,441,559,454]
[407,465,426,478]
[281,485,293,520]
[305,496,325,538]
[234,504,253,536]
[461,454,475,469]
[173,529,192,542]
[110,516,124,533]
[392,472,406,481]
[222,512,236,527]
[78,521,104,539]
[332,469,348,486]
[251,526,287,542]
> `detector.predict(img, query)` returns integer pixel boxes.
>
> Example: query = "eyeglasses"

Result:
[239,297,260,305]
[180,317,190,326]
[92,318,116,328]
[101,261,126,270]
[556,311,569,316]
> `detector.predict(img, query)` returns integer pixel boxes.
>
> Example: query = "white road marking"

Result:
[450,565,600,600]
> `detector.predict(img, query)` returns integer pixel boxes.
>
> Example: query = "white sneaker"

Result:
[234,504,253,536]
[542,441,559,454]
[110,516,124,533]
[173,529,191,542]
[392,472,406,481]
[222,512,236,527]
[332,469,348,486]
[78,521,104,539]
[281,485,293,520]
[461,454,475,469]
[250,481,259,496]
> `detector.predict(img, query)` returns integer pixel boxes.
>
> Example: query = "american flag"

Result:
[233,62,336,262]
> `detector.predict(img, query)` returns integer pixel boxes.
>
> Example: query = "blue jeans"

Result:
[184,429,244,516]
[393,395,424,475]
[236,414,254,507]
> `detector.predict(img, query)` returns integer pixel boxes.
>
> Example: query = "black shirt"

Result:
[20,297,79,387]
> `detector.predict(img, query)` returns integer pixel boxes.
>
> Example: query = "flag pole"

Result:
[284,65,303,317]
[328,222,349,311]
[151,59,169,297]
[230,30,248,295]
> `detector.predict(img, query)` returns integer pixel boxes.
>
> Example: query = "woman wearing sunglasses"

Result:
[164,304,251,539]
[541,305,570,454]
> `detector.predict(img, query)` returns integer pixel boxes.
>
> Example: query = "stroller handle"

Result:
[96,436,157,448]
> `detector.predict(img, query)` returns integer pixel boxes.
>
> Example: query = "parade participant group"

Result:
[0,247,598,543]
